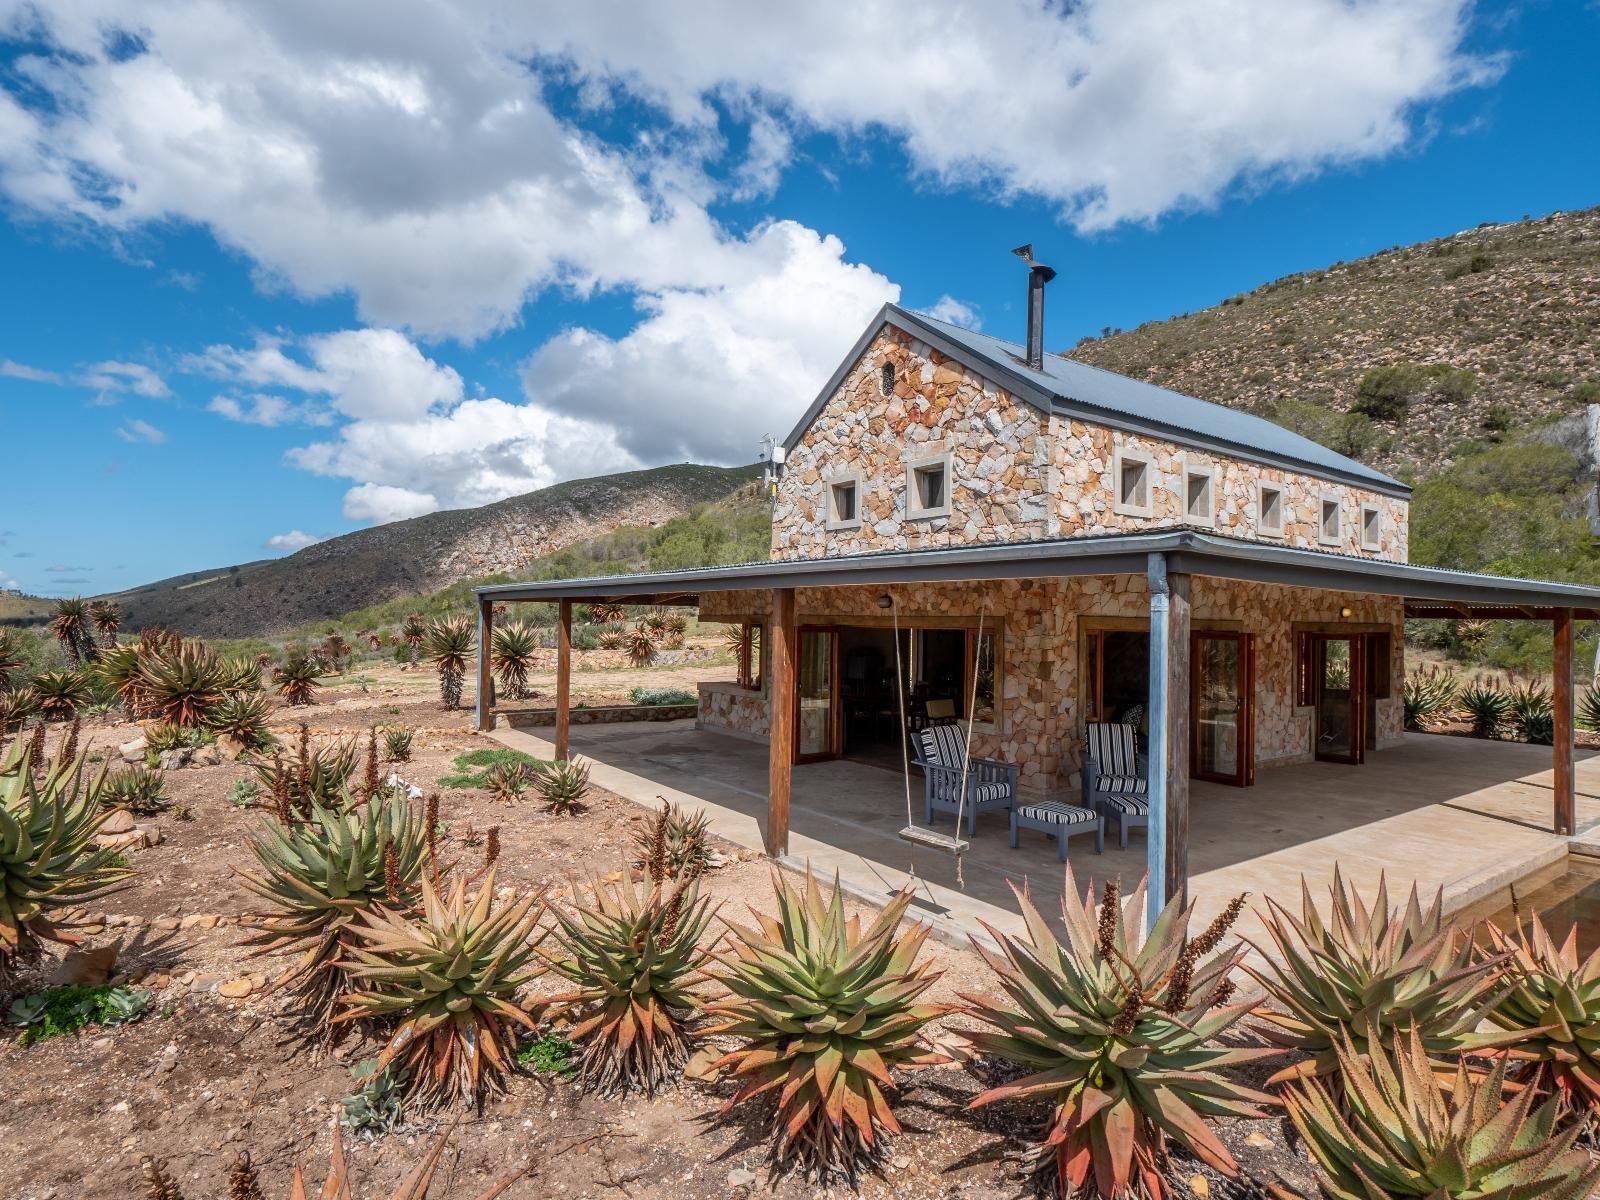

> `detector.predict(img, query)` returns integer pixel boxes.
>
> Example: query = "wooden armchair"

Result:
[1081,722,1150,849]
[912,722,1016,836]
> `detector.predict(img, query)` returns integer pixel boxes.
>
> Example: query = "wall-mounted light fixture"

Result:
[878,594,894,610]
[1339,606,1354,619]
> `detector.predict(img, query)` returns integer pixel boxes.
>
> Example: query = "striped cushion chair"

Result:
[913,722,1017,836]
[1082,722,1150,849]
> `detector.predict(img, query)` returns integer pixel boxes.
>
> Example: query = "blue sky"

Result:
[1,0,1596,597]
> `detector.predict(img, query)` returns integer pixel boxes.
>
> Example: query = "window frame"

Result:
[1360,503,1383,551]
[735,621,765,692]
[824,470,864,531]
[1182,457,1216,526]
[1256,482,1286,538]
[1112,446,1154,518]
[905,451,953,521]
[1319,491,1344,546]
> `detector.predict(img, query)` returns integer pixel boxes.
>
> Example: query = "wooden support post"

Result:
[766,587,797,858]
[1146,554,1192,926]
[474,597,495,732]
[1554,607,1575,836]
[555,599,572,763]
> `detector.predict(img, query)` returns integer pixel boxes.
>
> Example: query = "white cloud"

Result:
[522,220,895,463]
[341,484,441,525]
[207,393,330,427]
[920,295,981,330]
[82,361,170,399]
[0,359,63,384]
[265,529,324,551]
[114,418,167,444]
[0,0,1497,344]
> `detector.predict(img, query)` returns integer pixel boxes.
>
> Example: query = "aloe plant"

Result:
[1282,1026,1599,1200]
[1482,905,1600,1123]
[704,871,949,1184]
[539,844,714,1095]
[1246,869,1514,1084]
[965,873,1272,1200]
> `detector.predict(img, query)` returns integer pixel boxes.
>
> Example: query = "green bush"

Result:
[628,687,696,706]
[1352,363,1476,421]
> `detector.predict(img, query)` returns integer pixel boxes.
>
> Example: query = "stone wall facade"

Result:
[772,322,1409,562]
[697,680,770,741]
[700,574,1404,800]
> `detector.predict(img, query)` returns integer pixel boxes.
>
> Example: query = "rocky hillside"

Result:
[109,463,761,637]
[1070,206,1600,481]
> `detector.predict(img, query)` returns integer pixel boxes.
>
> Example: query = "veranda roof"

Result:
[474,527,1600,619]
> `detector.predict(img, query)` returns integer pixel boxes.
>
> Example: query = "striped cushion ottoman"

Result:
[1010,801,1104,861]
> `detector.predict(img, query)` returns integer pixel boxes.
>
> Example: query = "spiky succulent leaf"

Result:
[135,639,227,727]
[237,794,428,1030]
[1245,868,1516,1084]
[490,621,538,700]
[208,690,272,748]
[0,737,133,977]
[539,869,714,1095]
[0,687,39,732]
[273,652,325,706]
[94,765,167,815]
[337,870,542,1110]
[964,870,1271,1200]
[633,802,714,879]
[30,670,91,721]
[424,617,473,710]
[1482,909,1600,1122]
[1283,1027,1600,1200]
[534,758,590,815]
[705,870,950,1185]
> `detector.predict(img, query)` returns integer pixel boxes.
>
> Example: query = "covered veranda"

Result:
[490,718,1600,946]
[473,528,1600,927]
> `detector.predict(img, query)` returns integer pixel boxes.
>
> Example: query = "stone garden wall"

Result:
[772,318,1409,563]
[699,575,1405,801]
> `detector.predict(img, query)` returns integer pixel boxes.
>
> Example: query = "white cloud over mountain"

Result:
[0,0,1497,520]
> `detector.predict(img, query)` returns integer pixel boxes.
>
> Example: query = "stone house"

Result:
[475,267,1598,911]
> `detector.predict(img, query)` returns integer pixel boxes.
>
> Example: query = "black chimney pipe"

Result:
[1011,244,1056,371]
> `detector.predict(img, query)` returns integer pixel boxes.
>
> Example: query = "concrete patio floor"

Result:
[491,721,1600,947]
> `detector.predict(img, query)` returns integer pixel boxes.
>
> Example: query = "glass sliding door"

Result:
[1192,631,1255,786]
[1311,634,1365,764]
[795,628,839,761]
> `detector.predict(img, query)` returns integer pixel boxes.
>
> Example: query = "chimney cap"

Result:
[1011,243,1056,282]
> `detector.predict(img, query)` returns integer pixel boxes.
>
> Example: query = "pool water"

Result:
[1476,857,1600,957]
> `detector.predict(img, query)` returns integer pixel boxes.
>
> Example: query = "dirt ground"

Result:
[0,657,1322,1200]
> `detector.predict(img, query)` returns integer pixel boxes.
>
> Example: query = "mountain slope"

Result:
[1068,206,1600,481]
[110,463,761,637]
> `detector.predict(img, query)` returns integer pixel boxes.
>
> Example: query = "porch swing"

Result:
[888,592,992,864]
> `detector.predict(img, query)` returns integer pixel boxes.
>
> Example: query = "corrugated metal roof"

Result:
[475,527,1600,615]
[904,305,1406,493]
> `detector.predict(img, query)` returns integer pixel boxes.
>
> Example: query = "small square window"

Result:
[825,474,862,529]
[1184,465,1214,523]
[1320,496,1343,544]
[831,480,858,523]
[1115,453,1151,515]
[1361,504,1382,550]
[905,454,951,519]
[1257,484,1284,537]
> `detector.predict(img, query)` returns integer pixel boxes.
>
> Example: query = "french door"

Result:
[794,627,840,762]
[1191,631,1255,786]
[1309,634,1366,764]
